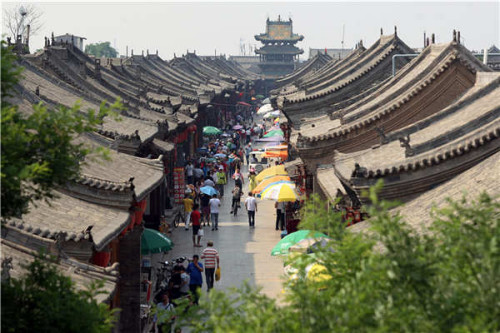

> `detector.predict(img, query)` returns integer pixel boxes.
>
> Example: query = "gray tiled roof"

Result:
[349,151,500,236]
[1,239,117,302]
[4,190,130,251]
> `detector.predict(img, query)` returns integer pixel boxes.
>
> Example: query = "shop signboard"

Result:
[173,167,185,204]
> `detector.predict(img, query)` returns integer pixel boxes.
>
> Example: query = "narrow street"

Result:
[165,162,285,302]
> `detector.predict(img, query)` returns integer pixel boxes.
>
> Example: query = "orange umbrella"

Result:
[252,175,292,194]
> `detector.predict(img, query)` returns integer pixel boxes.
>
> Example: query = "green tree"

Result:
[1,254,117,333]
[173,182,500,332]
[1,41,123,219]
[84,41,118,58]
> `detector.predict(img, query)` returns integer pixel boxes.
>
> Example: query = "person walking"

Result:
[191,204,203,247]
[233,169,244,190]
[201,241,219,291]
[216,167,227,197]
[200,193,211,227]
[244,144,252,165]
[248,169,257,192]
[244,192,257,228]
[275,201,285,231]
[186,161,194,185]
[187,254,203,305]
[209,194,221,231]
[230,185,242,215]
[183,195,194,231]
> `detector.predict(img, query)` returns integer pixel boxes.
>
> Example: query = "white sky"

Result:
[2,1,499,60]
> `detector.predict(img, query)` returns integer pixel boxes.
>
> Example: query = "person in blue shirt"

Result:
[187,254,204,305]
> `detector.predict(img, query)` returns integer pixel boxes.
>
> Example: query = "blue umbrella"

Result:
[214,153,227,158]
[200,186,218,196]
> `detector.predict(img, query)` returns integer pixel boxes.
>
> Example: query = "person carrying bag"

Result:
[215,266,221,282]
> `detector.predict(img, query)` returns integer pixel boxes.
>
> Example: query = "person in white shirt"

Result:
[275,201,286,231]
[186,161,194,185]
[244,192,258,228]
[209,194,221,231]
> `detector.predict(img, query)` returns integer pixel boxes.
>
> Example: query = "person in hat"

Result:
[216,167,227,197]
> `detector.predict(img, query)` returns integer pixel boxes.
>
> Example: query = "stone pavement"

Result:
[165,163,286,302]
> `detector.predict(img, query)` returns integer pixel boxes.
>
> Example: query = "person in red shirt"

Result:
[191,204,202,247]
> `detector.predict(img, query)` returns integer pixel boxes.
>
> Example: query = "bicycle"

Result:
[230,196,242,216]
[172,209,185,228]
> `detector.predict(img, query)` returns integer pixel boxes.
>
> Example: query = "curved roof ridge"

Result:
[289,34,411,104]
[340,43,457,123]
[297,36,390,91]
[75,173,134,191]
[299,46,366,90]
[303,45,481,143]
[363,124,500,178]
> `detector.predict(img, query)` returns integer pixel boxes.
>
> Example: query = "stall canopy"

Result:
[263,145,288,160]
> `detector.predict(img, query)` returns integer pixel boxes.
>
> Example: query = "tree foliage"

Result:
[1,41,124,219]
[2,3,43,40]
[1,254,117,333]
[172,182,500,332]
[85,42,118,58]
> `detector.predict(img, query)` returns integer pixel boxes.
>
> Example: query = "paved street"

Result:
[165,163,285,302]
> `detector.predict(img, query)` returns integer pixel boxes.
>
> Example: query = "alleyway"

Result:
[165,163,286,302]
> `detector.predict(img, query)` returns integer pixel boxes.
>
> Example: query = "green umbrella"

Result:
[141,228,174,255]
[271,230,330,256]
[263,129,284,138]
[203,126,222,136]
[255,94,265,99]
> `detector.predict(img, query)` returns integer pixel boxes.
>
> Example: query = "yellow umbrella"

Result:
[255,165,287,183]
[260,183,298,202]
[252,175,291,195]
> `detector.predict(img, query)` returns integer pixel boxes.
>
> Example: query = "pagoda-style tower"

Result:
[255,16,304,78]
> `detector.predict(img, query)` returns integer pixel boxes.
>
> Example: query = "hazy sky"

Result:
[2,1,499,60]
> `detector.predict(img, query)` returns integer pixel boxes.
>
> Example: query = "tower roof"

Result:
[255,17,304,43]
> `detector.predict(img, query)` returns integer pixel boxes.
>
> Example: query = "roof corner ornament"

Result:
[457,31,461,44]
[134,129,141,140]
[394,26,397,36]
[351,163,367,178]
[453,29,457,42]
[431,33,435,44]
[374,126,388,144]
[380,28,383,36]
[399,134,415,157]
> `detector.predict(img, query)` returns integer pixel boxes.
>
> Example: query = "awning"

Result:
[316,167,347,201]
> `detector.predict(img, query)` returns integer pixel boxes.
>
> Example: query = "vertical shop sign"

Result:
[173,167,185,204]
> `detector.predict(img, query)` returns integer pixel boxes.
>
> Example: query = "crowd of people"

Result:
[153,107,284,332]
